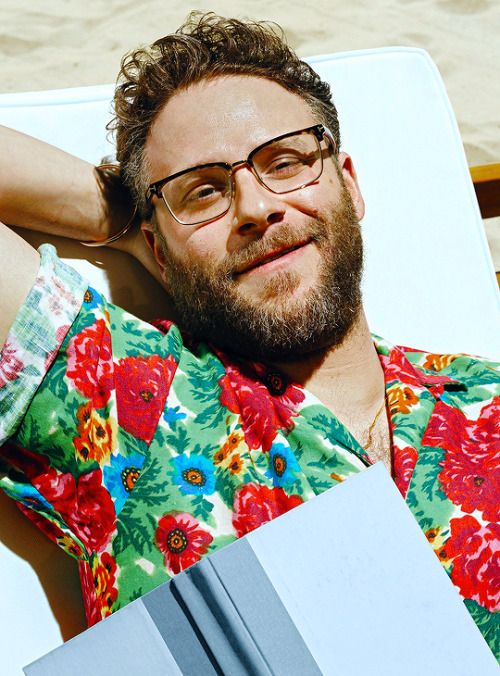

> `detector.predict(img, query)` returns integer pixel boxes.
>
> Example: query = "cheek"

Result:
[182,225,229,265]
[285,177,339,218]
[159,213,225,264]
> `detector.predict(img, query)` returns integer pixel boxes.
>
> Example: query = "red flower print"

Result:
[232,482,303,537]
[425,400,500,521]
[78,552,118,626]
[0,338,24,388]
[156,512,213,575]
[115,354,177,444]
[151,319,175,334]
[379,347,425,388]
[66,319,114,408]
[439,450,500,522]
[425,400,471,451]
[380,346,457,391]
[33,467,116,552]
[393,445,418,497]
[16,502,72,547]
[79,559,101,626]
[44,324,71,370]
[218,361,304,452]
[445,515,500,612]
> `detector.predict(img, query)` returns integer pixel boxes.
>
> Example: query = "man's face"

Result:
[145,75,365,360]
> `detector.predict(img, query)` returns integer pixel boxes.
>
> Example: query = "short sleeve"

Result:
[0,244,88,443]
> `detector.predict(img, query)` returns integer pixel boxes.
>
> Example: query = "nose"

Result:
[230,164,286,235]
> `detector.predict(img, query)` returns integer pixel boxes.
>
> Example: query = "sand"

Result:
[1,0,499,265]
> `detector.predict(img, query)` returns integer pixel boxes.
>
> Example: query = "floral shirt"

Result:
[0,245,499,659]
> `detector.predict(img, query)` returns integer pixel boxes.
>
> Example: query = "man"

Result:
[0,13,498,657]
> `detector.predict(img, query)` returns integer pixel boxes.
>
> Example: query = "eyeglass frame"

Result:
[145,124,337,226]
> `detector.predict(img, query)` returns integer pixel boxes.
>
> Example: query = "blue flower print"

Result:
[3,481,53,513]
[265,442,301,487]
[82,286,104,310]
[103,452,145,515]
[163,405,187,426]
[171,453,216,496]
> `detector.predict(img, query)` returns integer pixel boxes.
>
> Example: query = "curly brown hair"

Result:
[110,12,341,219]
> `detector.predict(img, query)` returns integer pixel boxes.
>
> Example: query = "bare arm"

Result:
[0,222,39,346]
[0,125,160,281]
[0,125,109,241]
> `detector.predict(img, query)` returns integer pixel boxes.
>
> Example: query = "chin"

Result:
[239,269,305,305]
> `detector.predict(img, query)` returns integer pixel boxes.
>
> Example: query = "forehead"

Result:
[146,75,317,178]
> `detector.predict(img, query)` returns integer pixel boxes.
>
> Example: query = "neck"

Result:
[274,311,386,431]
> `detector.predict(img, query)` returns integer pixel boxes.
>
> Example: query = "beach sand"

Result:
[1,0,499,264]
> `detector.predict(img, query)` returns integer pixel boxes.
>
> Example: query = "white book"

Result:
[25,464,499,675]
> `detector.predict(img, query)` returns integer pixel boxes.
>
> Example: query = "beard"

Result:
[158,185,364,362]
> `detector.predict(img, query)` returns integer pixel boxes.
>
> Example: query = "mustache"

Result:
[220,219,327,279]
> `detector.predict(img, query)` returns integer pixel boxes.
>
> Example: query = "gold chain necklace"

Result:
[364,398,387,450]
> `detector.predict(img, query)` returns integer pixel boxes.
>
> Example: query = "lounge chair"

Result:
[0,47,499,674]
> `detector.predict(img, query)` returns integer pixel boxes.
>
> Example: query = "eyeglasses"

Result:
[145,124,336,226]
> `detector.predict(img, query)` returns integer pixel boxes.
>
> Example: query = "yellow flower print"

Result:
[387,385,419,415]
[73,401,116,464]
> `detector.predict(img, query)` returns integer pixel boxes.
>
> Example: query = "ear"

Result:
[337,152,365,221]
[141,221,167,277]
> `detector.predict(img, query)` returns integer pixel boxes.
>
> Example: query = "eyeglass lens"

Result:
[161,130,323,225]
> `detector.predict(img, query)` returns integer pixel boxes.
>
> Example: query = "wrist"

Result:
[82,164,138,247]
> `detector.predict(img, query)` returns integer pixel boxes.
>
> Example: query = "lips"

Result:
[235,240,311,275]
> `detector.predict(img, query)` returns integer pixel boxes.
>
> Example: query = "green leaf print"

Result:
[190,441,219,458]
[114,509,153,558]
[251,451,268,471]
[406,447,455,531]
[308,412,343,443]
[416,445,448,502]
[44,358,70,399]
[406,508,436,532]
[307,474,336,495]
[183,356,226,429]
[441,387,497,408]
[165,427,191,455]
[16,404,81,474]
[215,469,239,508]
[127,588,144,604]
[299,406,364,459]
[392,416,423,447]
[119,319,153,338]
[15,414,42,450]
[191,494,215,523]
[208,533,237,554]
[451,359,499,388]
[291,440,305,461]
[131,457,170,507]
[120,430,149,459]
[463,599,500,661]
[194,401,226,428]
[164,326,183,361]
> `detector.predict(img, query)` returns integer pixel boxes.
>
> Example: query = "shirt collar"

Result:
[372,334,468,400]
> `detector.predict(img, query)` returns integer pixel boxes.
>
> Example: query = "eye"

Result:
[183,180,227,205]
[270,156,303,172]
[190,185,220,201]
[264,153,312,178]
